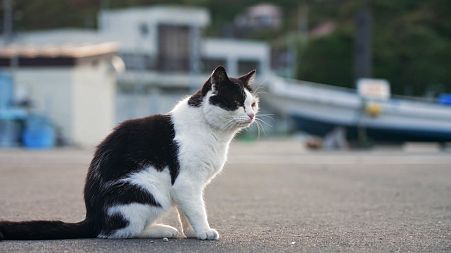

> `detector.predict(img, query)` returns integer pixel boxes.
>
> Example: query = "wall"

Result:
[99,6,209,56]
[116,90,188,123]
[202,38,270,76]
[72,60,116,147]
[12,61,116,147]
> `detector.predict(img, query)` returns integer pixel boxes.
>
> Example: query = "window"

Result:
[157,24,191,72]
[139,23,149,37]
[120,53,154,71]
[238,59,259,74]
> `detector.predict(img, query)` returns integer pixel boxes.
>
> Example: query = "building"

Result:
[99,6,271,121]
[0,43,119,147]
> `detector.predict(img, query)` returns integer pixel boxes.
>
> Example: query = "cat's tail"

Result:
[0,219,97,240]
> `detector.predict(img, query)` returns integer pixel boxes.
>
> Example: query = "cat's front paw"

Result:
[194,228,219,240]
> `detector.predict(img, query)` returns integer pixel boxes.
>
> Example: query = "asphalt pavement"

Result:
[0,140,450,252]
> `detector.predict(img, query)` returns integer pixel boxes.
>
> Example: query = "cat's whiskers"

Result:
[255,117,272,128]
[251,79,270,97]
[258,120,265,137]
[254,118,267,137]
[254,88,268,97]
[256,113,274,118]
[253,84,264,94]
[224,119,237,130]
[253,119,262,138]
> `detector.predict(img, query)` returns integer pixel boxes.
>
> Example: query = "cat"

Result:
[0,66,258,241]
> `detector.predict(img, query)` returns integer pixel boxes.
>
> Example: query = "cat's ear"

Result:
[210,66,229,86]
[239,70,256,85]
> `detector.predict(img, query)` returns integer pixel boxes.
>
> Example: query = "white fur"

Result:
[138,224,179,238]
[101,203,159,238]
[98,167,174,239]
[122,166,173,209]
[100,87,258,240]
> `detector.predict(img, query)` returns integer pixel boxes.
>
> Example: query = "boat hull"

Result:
[291,114,451,142]
[263,76,451,143]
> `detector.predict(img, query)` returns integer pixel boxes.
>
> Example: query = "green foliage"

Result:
[372,0,451,95]
[3,0,99,30]
[297,0,451,96]
[298,30,354,88]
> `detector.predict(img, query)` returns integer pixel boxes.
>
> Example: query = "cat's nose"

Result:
[247,112,255,120]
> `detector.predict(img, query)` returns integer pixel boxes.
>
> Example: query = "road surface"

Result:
[0,140,450,252]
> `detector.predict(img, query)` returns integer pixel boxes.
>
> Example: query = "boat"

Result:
[262,76,451,142]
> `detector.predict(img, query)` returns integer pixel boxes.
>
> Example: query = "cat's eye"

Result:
[251,102,256,107]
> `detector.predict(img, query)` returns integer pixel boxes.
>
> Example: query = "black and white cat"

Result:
[0,66,258,241]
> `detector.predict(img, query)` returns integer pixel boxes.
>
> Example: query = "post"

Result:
[3,0,13,43]
[189,25,201,92]
[354,0,373,147]
[354,0,372,80]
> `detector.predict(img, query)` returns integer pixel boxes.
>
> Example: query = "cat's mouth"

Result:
[231,116,255,129]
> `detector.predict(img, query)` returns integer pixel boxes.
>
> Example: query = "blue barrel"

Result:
[22,116,56,149]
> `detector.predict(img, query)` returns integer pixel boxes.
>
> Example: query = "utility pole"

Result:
[3,0,13,43]
[354,0,373,147]
[354,0,372,80]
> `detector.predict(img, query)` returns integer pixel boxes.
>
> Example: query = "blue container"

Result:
[0,73,13,109]
[0,120,21,147]
[438,94,451,106]
[22,116,56,149]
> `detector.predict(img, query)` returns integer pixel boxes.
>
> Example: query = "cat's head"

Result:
[188,66,259,131]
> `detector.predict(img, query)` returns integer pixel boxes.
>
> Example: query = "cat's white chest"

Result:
[170,99,235,183]
[176,133,230,180]
[201,138,228,174]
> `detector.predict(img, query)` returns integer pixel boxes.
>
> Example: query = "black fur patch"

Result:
[89,114,180,183]
[102,181,162,207]
[188,79,212,107]
[100,213,129,237]
[209,77,249,111]
[0,220,94,240]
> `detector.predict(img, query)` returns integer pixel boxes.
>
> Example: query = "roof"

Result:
[14,29,102,44]
[0,42,119,67]
[100,5,210,28]
[0,42,118,58]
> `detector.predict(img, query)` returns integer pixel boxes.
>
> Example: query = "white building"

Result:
[97,6,271,120]
[202,38,270,76]
[0,43,119,147]
[97,6,270,75]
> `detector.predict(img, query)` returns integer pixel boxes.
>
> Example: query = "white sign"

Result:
[357,78,391,100]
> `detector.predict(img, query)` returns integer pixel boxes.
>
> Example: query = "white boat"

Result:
[262,76,451,142]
